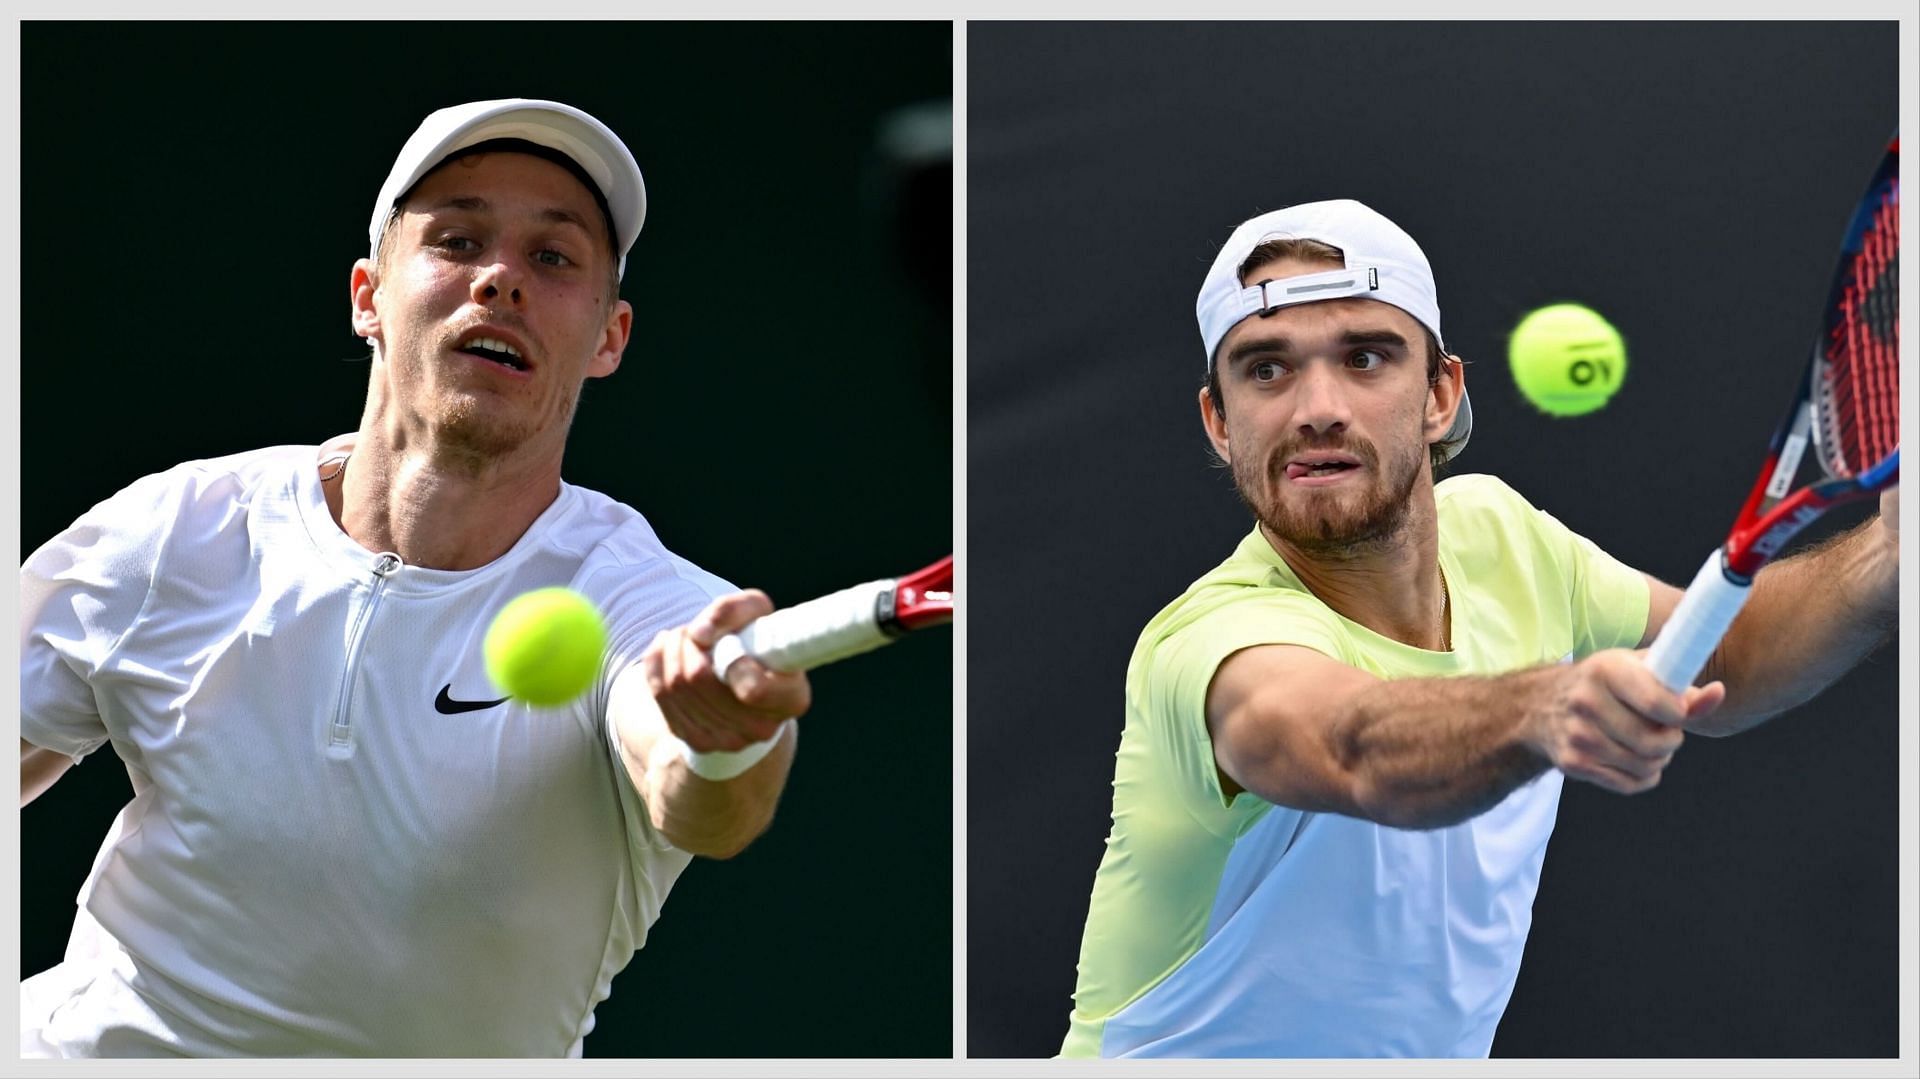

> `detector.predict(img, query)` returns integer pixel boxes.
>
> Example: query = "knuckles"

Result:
[1563,718,1599,749]
[703,589,775,633]
[1561,681,1602,719]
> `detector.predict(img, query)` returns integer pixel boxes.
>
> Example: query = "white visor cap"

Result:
[368,98,647,279]
[1195,199,1471,461]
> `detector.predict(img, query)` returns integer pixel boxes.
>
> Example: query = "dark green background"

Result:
[19,21,952,1058]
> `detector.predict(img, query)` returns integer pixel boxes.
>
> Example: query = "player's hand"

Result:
[642,590,812,754]
[1526,649,1722,794]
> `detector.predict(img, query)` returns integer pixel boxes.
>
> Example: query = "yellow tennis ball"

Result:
[483,587,608,707]
[1508,303,1628,417]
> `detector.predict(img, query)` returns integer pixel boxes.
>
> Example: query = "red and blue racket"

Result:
[1646,134,1899,691]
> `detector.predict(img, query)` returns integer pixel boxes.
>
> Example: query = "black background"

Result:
[18,22,952,1058]
[967,22,1902,1058]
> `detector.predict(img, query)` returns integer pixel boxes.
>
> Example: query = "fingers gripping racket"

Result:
[711,555,953,677]
[1645,134,1900,692]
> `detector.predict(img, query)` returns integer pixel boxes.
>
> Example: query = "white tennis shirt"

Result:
[19,440,736,1056]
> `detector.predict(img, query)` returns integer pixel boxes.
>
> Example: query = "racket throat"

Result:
[887,554,956,632]
[874,585,911,639]
[1763,408,1814,502]
[1645,549,1756,692]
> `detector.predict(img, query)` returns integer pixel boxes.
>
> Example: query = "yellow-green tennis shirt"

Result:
[1062,474,1649,1058]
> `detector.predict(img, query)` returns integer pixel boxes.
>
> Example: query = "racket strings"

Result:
[1821,186,1899,476]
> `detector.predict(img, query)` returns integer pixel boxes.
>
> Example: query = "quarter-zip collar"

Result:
[292,436,580,598]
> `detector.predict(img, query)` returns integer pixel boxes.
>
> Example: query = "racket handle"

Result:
[711,578,898,677]
[1644,549,1753,692]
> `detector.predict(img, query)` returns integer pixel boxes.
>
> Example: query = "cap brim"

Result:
[370,99,645,277]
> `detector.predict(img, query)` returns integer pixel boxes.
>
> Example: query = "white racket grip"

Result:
[710,578,895,677]
[1644,549,1754,692]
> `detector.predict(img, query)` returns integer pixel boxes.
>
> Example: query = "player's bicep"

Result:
[1204,643,1380,813]
[1637,571,1686,649]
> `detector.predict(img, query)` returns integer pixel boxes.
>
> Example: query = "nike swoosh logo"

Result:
[434,684,511,714]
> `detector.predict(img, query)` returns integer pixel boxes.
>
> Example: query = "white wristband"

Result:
[679,720,793,781]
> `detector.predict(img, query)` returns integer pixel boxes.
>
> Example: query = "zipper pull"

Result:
[373,552,403,579]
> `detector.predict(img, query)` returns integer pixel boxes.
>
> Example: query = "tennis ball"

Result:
[483,587,608,707]
[1508,303,1628,417]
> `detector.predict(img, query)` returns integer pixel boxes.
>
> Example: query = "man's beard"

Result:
[1231,431,1424,559]
[385,340,581,472]
[430,387,581,469]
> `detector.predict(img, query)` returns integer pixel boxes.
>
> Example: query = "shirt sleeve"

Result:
[20,471,179,761]
[588,552,735,677]
[1567,530,1651,654]
[578,549,738,854]
[1138,590,1351,829]
[1533,506,1651,656]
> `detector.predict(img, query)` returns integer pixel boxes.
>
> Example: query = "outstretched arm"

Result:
[609,590,811,859]
[1644,488,1898,736]
[1207,645,1723,831]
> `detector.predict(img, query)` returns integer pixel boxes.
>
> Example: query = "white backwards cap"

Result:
[369,98,647,279]
[1194,199,1472,461]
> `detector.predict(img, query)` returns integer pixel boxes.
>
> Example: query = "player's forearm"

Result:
[631,728,796,859]
[1326,668,1557,830]
[1697,520,1897,735]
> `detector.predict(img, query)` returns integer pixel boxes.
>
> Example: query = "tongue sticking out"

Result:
[1286,461,1354,480]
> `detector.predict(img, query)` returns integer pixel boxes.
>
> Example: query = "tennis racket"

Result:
[1645,133,1900,692]
[711,555,953,677]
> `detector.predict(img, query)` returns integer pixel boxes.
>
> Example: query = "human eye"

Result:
[432,234,480,255]
[1349,348,1388,371]
[1249,360,1284,383]
[533,248,575,268]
